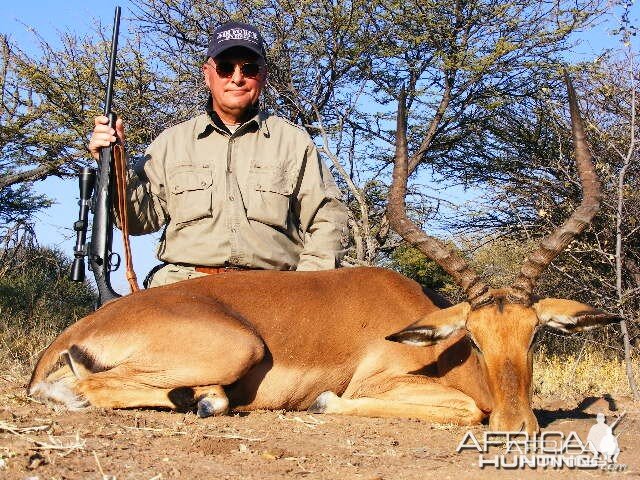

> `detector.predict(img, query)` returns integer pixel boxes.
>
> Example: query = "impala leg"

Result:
[59,309,264,414]
[191,385,229,418]
[308,380,486,426]
[72,365,248,415]
[29,364,89,410]
[74,367,183,409]
[74,372,230,416]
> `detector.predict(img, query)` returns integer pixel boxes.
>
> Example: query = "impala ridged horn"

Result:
[509,71,602,305]
[387,86,493,309]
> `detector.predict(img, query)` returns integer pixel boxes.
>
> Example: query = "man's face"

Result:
[203,47,266,123]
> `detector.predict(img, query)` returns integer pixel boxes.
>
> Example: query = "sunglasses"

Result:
[212,61,263,79]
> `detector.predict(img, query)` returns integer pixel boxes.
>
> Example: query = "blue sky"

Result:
[2,1,638,292]
[2,1,157,292]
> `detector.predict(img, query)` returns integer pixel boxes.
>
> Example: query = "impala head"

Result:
[386,73,620,433]
[386,291,619,432]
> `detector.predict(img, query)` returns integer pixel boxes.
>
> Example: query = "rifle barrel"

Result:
[103,6,121,117]
[90,5,122,306]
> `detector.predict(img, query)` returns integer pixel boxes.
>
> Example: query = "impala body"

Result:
[28,267,615,433]
[30,268,488,420]
[29,75,618,433]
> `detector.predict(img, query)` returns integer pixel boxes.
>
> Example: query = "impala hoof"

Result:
[196,396,229,418]
[308,391,337,414]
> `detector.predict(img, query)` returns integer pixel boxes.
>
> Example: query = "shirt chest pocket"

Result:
[169,169,213,227]
[246,168,294,229]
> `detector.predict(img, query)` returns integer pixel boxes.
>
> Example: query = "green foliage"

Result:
[0,247,95,326]
[469,237,534,288]
[0,184,51,226]
[389,244,459,295]
[0,245,96,372]
[0,0,611,249]
[451,57,640,312]
[0,29,164,226]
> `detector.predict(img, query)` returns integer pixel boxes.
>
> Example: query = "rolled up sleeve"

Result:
[294,143,349,271]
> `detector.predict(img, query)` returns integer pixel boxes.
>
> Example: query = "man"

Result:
[89,21,348,287]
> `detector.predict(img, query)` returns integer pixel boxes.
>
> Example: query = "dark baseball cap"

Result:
[207,21,266,59]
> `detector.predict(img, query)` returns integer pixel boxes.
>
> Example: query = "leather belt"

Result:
[194,266,255,275]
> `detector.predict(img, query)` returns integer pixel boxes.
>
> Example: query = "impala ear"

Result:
[386,302,470,347]
[533,298,621,333]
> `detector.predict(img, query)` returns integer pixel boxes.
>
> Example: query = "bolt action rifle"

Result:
[70,6,122,307]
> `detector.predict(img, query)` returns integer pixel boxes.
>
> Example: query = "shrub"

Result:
[0,246,96,374]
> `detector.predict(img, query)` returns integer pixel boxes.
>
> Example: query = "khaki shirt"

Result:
[119,110,349,272]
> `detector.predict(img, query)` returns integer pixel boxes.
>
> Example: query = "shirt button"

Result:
[229,195,235,201]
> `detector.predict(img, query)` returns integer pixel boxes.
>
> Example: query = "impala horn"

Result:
[387,86,493,309]
[509,71,602,305]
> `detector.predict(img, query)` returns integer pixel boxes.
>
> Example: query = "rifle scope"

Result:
[70,167,97,282]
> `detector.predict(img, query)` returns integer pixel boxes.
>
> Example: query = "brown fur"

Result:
[28,267,615,431]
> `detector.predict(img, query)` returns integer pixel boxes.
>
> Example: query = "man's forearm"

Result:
[296,197,348,271]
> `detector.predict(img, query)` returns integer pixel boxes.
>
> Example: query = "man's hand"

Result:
[89,115,125,161]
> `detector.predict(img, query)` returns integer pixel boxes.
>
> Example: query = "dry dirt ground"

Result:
[1,376,639,480]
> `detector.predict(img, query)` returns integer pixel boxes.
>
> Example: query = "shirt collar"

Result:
[196,94,269,139]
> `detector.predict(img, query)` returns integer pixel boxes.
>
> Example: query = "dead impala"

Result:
[29,75,618,433]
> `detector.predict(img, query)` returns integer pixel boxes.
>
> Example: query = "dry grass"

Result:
[533,346,637,399]
[0,323,60,378]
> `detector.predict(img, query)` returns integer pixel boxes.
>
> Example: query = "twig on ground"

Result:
[32,432,85,457]
[92,450,116,479]
[0,420,51,435]
[278,414,325,429]
[202,433,265,442]
[0,420,84,457]
[122,425,186,435]
[93,450,105,476]
[25,396,46,405]
[429,423,458,431]
[283,456,314,473]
